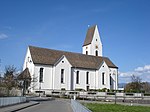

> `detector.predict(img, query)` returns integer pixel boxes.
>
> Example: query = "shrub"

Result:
[97,89,102,92]
[89,89,97,92]
[75,88,85,91]
[102,88,107,92]
[88,92,97,95]
[117,90,124,93]
[46,94,52,97]
[126,93,133,96]
[107,92,115,95]
[69,91,78,94]
[61,88,65,91]
[144,93,150,96]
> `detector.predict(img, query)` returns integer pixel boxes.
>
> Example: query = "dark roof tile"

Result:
[83,25,96,46]
[29,46,118,69]
[18,68,31,80]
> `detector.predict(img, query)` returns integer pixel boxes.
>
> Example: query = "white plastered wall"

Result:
[90,25,102,56]
[82,25,102,56]
[82,44,91,55]
[23,47,35,92]
[109,67,118,90]
[54,56,72,90]
[34,64,53,91]
[72,68,96,90]
[98,61,110,89]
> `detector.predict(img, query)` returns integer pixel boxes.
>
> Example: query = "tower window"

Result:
[102,72,105,85]
[95,50,98,56]
[95,45,98,49]
[61,69,64,83]
[96,39,97,41]
[76,71,79,84]
[39,68,44,82]
[86,51,88,55]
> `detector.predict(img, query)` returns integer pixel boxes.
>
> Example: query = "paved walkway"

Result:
[18,99,73,112]
[0,98,73,112]
[0,101,39,112]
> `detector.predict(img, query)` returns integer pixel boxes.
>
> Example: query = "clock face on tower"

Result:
[95,45,98,49]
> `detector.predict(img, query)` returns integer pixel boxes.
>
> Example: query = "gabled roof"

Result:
[18,68,31,80]
[83,25,96,46]
[29,46,118,69]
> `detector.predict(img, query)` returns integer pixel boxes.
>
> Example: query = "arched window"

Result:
[39,68,44,82]
[86,72,89,84]
[76,71,79,84]
[102,72,105,85]
[61,69,64,83]
[95,50,98,56]
[110,74,112,85]
[86,51,88,55]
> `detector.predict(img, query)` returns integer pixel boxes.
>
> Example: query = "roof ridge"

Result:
[29,45,118,69]
[29,45,107,59]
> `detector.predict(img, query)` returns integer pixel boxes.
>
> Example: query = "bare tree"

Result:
[131,75,141,83]
[142,82,150,93]
[125,74,142,92]
[3,65,18,96]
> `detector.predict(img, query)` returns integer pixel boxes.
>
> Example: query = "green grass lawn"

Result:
[83,103,150,112]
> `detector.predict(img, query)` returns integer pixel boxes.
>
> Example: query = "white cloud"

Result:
[119,72,134,77]
[0,33,8,39]
[135,65,150,73]
[119,65,150,83]
[119,71,141,78]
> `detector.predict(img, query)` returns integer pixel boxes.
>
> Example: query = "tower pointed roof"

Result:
[83,25,97,46]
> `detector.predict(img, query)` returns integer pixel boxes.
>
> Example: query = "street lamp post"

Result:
[115,79,117,104]
[114,71,117,104]
[39,82,41,97]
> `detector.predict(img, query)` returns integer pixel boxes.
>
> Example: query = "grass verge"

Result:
[83,103,150,112]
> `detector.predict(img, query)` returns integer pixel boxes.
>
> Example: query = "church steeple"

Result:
[82,25,102,56]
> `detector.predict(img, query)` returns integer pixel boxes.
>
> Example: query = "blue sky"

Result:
[0,0,150,83]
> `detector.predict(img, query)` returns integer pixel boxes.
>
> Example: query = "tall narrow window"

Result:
[86,51,88,55]
[39,68,44,82]
[86,72,89,84]
[61,69,64,83]
[110,74,112,85]
[95,50,98,56]
[76,71,79,84]
[102,72,105,85]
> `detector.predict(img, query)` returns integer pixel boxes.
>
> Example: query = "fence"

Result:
[71,99,92,112]
[0,97,26,107]
[46,90,150,104]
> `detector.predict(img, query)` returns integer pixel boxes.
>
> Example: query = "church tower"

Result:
[82,25,103,56]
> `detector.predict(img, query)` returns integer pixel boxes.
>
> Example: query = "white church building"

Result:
[23,25,118,94]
